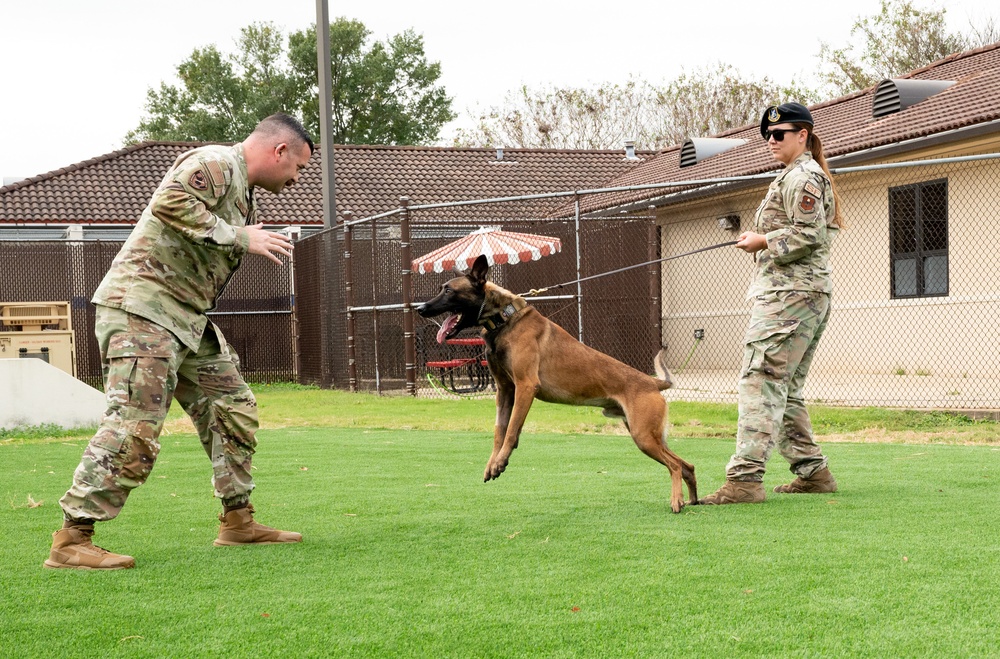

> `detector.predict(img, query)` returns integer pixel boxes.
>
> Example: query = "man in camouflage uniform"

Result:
[700,103,841,505]
[45,113,314,569]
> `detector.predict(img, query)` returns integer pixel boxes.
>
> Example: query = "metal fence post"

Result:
[371,214,382,393]
[647,212,661,345]
[284,225,302,382]
[399,197,417,395]
[343,211,357,392]
[574,193,584,342]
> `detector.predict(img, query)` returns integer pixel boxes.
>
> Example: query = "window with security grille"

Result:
[889,179,948,298]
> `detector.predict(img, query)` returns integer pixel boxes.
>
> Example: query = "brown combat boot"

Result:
[43,521,136,570]
[698,480,766,505]
[773,467,838,494]
[214,504,302,546]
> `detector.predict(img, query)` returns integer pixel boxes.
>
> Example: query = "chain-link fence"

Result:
[5,152,998,410]
[657,153,1000,410]
[0,240,294,389]
[0,241,119,387]
[292,201,663,397]
[292,151,1000,410]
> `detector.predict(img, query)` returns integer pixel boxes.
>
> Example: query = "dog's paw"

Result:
[670,499,685,514]
[483,459,507,481]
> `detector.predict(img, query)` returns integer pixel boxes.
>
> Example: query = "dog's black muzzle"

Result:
[416,300,445,318]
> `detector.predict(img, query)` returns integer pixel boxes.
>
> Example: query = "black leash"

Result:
[521,240,738,297]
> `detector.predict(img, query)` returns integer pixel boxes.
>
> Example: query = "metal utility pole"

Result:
[315,0,338,388]
[316,0,336,227]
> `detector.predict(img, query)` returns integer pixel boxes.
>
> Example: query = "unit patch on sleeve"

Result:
[799,194,816,213]
[189,170,209,191]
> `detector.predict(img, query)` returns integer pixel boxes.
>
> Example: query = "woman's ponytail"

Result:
[806,131,845,228]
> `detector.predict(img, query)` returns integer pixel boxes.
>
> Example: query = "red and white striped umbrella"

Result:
[411,227,562,274]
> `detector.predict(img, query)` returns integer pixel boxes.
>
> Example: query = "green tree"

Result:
[454,65,815,150]
[127,19,454,146]
[817,0,997,96]
[126,23,300,143]
[288,19,455,145]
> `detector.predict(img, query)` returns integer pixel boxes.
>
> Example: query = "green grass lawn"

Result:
[5,385,997,443]
[2,389,999,657]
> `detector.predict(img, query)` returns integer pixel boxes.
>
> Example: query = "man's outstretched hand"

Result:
[246,223,293,264]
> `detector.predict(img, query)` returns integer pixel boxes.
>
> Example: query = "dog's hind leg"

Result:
[678,460,698,505]
[661,422,698,505]
[624,393,693,513]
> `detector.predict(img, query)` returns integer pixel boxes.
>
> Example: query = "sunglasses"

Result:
[764,128,803,142]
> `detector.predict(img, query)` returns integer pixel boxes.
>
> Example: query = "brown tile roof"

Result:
[0,143,653,225]
[6,41,998,226]
[571,41,1000,216]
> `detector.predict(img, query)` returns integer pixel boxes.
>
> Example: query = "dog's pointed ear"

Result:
[469,254,489,288]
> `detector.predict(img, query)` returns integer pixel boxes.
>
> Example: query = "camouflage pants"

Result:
[726,290,831,482]
[59,306,258,522]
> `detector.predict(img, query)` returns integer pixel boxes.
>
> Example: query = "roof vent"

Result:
[873,78,956,118]
[490,146,517,165]
[624,140,640,160]
[679,138,746,168]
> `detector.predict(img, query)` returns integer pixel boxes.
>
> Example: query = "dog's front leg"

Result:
[485,385,515,481]
[485,381,537,481]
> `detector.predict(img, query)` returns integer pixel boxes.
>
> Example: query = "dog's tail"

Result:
[653,347,672,390]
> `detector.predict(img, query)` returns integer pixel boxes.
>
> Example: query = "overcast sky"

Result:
[0,0,994,181]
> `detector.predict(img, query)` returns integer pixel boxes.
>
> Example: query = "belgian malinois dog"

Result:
[417,254,697,513]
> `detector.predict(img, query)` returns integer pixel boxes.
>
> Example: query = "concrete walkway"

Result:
[664,368,1000,413]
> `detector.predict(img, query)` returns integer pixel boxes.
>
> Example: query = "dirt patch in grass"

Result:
[822,426,1000,446]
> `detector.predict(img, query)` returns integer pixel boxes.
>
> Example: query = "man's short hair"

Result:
[254,113,315,154]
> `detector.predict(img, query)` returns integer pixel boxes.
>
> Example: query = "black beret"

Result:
[760,102,814,137]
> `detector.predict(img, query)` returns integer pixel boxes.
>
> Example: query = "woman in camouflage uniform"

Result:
[700,102,845,505]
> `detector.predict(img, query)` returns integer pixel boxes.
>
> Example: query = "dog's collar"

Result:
[478,303,519,332]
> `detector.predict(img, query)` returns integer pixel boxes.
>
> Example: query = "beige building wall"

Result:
[657,142,1000,383]
[658,189,757,372]
[819,156,1000,378]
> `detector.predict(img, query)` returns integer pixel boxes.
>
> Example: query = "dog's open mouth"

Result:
[436,313,461,344]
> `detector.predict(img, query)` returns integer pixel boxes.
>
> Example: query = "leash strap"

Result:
[522,240,738,297]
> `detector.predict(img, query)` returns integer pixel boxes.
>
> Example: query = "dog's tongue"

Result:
[436,314,459,344]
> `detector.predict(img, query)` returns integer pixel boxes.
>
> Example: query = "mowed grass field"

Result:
[2,388,999,657]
